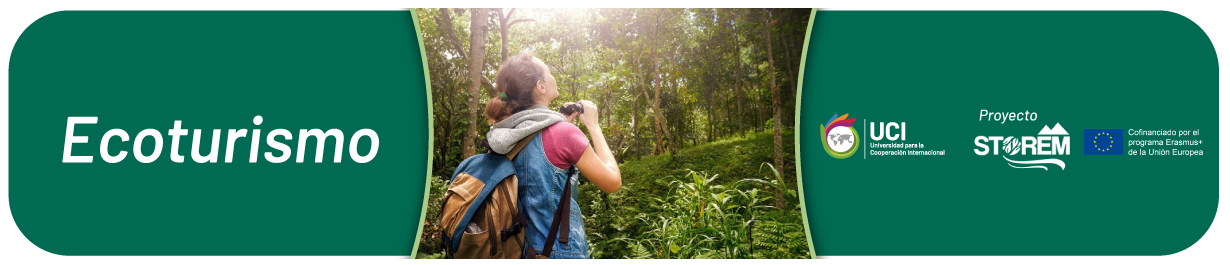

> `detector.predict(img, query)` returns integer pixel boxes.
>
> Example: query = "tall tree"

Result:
[436,8,467,58]
[496,8,535,62]
[731,9,745,137]
[463,8,489,157]
[781,13,802,125]
[643,9,670,155]
[437,9,498,97]
[764,9,785,208]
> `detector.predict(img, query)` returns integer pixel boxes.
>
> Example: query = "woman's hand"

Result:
[576,100,600,128]
[565,111,579,123]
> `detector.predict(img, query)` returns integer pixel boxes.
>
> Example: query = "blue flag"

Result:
[1084,129,1123,155]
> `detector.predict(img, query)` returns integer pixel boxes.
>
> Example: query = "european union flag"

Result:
[1084,129,1123,155]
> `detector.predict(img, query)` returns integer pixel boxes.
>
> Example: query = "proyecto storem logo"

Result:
[974,123,1070,170]
[822,113,858,159]
[1085,129,1124,155]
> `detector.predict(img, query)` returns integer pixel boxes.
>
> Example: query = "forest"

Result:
[417,8,811,259]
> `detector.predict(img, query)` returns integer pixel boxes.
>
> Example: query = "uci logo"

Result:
[823,113,858,159]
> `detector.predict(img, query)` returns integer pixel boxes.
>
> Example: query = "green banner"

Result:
[799,11,1217,255]
[6,9,1220,258]
[9,11,431,255]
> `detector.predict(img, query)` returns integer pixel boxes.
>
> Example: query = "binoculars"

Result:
[559,102,584,116]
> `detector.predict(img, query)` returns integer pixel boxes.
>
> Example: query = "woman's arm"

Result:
[574,100,621,193]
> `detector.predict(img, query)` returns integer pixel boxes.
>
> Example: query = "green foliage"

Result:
[417,176,449,257]
[419,8,811,177]
[616,130,796,184]
[751,212,810,259]
[579,131,806,259]
[415,131,807,259]
[416,251,447,259]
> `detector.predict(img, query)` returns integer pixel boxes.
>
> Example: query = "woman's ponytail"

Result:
[484,96,510,125]
[484,51,545,123]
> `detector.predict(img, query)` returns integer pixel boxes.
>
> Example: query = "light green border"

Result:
[794,8,818,259]
[410,8,436,259]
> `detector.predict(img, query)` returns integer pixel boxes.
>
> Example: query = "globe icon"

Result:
[1002,136,1021,155]
[826,126,855,153]
[823,124,859,159]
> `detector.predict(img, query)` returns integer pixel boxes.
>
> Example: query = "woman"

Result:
[483,52,621,259]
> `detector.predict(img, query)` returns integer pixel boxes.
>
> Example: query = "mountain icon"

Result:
[1038,123,1069,135]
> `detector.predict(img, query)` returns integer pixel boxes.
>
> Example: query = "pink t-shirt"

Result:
[541,122,590,169]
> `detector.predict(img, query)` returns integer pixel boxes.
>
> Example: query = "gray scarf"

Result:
[486,105,565,154]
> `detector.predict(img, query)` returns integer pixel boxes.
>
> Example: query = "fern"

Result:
[751,219,808,258]
[631,242,654,259]
[694,249,720,259]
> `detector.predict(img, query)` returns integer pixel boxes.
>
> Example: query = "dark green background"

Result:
[10,11,429,255]
[800,11,1218,255]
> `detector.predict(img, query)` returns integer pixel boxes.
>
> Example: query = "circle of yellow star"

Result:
[1095,132,1110,152]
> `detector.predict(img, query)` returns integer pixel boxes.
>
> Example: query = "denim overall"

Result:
[513,132,589,258]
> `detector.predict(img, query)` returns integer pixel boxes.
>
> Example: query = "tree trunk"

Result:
[779,16,799,126]
[604,90,610,128]
[633,42,662,155]
[631,87,639,152]
[463,8,489,158]
[440,9,500,97]
[732,14,744,138]
[753,91,759,130]
[499,9,510,62]
[497,9,535,64]
[649,12,668,155]
[437,90,457,172]
[437,9,466,59]
[764,9,785,209]
[707,78,715,142]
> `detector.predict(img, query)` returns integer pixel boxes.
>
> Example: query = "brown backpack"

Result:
[439,132,572,259]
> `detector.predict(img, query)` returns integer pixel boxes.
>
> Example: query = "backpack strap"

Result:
[538,166,576,258]
[505,131,541,160]
[500,130,541,259]
[517,214,537,259]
